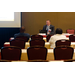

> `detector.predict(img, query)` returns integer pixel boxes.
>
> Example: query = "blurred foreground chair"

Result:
[27,46,47,60]
[1,46,21,60]
[69,35,75,42]
[54,46,74,60]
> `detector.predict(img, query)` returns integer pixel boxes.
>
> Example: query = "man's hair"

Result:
[55,28,63,34]
[46,19,51,22]
[20,26,25,33]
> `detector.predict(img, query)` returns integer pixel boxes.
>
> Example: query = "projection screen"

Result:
[0,12,21,27]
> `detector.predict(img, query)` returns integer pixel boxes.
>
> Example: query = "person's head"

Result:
[55,28,63,34]
[20,26,25,33]
[46,20,51,26]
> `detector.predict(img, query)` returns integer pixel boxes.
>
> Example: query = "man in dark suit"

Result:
[14,26,30,41]
[43,20,55,35]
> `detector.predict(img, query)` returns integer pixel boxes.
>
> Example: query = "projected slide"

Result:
[0,12,21,27]
[0,12,14,21]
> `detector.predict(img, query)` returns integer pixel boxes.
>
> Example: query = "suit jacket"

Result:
[14,33,30,41]
[43,25,55,35]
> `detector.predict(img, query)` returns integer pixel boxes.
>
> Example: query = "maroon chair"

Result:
[46,34,52,42]
[66,29,75,34]
[69,35,75,42]
[15,36,28,42]
[54,46,74,60]
[27,46,47,60]
[55,39,71,47]
[31,35,43,40]
[10,39,25,49]
[1,46,21,60]
[30,39,45,47]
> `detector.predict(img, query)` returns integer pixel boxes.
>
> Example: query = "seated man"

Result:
[49,28,67,48]
[14,26,30,41]
[43,20,55,35]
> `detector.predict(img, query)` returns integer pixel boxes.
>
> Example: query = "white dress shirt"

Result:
[49,34,67,48]
[46,25,50,34]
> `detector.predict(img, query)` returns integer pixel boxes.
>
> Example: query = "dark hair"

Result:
[20,26,25,33]
[55,28,63,34]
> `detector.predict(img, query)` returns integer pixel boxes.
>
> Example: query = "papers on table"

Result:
[45,42,49,44]
[4,42,10,44]
[10,37,14,40]
[48,49,53,53]
[22,49,27,53]
[25,42,29,45]
[71,42,75,45]
[66,38,69,40]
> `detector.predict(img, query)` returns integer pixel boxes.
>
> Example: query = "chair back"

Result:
[69,35,75,42]
[1,46,21,60]
[56,39,71,47]
[15,36,28,42]
[46,34,52,42]
[66,29,75,34]
[54,46,74,60]
[31,35,43,40]
[10,39,25,49]
[27,46,47,60]
[30,39,45,47]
